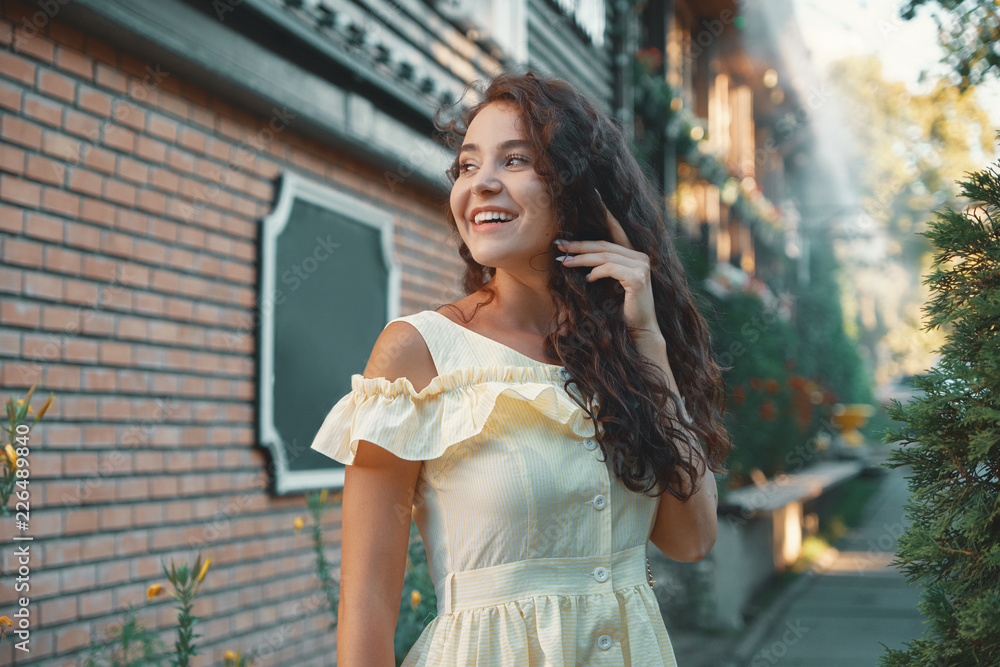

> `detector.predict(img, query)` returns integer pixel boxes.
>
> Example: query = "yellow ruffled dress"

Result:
[310,309,678,666]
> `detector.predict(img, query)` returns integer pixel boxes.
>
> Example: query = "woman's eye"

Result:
[458,161,476,174]
[506,153,529,166]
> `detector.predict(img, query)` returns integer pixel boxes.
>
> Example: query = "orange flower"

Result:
[0,615,12,639]
[410,590,422,611]
[4,444,17,467]
[732,385,746,406]
[146,584,165,600]
[764,378,780,394]
[749,377,762,390]
[759,399,777,421]
[293,516,305,533]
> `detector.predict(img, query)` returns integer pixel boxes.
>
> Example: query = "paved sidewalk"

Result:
[735,462,926,666]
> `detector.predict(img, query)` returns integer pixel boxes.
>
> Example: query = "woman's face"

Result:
[449,102,559,272]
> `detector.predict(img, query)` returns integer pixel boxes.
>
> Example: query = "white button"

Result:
[583,438,598,451]
[597,634,612,650]
[593,566,609,583]
[592,494,607,510]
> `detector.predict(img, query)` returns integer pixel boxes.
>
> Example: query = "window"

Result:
[258,172,401,494]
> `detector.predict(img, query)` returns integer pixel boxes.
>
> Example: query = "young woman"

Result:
[311,70,730,666]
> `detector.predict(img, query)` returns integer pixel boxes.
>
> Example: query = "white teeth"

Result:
[473,211,516,224]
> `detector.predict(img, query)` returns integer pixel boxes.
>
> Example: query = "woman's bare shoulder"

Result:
[362,319,438,393]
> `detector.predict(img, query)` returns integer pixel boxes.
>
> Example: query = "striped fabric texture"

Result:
[310,309,678,666]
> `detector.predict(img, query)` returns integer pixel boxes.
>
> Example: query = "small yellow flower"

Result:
[196,557,211,583]
[146,584,165,600]
[293,516,305,533]
[35,394,53,420]
[0,615,12,639]
[410,589,421,610]
[319,489,328,504]
[224,650,241,665]
[14,399,33,416]
[4,444,17,467]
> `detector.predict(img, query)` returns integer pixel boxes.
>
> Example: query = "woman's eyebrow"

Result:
[459,139,532,154]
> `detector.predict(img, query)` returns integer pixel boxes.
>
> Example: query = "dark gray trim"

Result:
[61,0,453,193]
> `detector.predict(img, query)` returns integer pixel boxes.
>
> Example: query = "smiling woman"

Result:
[310,70,731,666]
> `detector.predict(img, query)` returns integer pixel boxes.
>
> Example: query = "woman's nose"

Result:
[470,162,502,195]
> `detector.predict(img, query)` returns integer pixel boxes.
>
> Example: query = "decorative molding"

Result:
[259,171,401,494]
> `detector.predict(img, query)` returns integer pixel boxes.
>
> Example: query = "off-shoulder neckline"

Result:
[427,310,565,369]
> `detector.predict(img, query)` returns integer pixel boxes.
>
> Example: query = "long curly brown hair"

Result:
[433,70,730,500]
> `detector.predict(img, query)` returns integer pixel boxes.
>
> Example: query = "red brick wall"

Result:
[0,0,462,663]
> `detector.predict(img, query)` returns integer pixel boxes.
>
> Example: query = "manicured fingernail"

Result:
[555,255,568,262]
[554,239,568,247]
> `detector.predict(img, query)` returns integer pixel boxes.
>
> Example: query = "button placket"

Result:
[597,634,613,650]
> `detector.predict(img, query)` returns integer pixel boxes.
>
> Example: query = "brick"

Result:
[95,63,126,93]
[104,179,136,206]
[0,204,24,233]
[1,360,43,385]
[84,36,117,67]
[81,254,114,280]
[135,135,166,162]
[116,208,145,234]
[66,222,101,251]
[45,246,83,274]
[64,338,98,363]
[0,19,10,47]
[103,124,134,152]
[55,46,94,80]
[57,627,90,653]
[1,116,43,149]
[64,109,100,141]
[147,114,178,142]
[80,310,114,336]
[24,213,63,242]
[78,85,112,116]
[99,341,131,365]
[79,196,114,226]
[0,328,24,356]
[49,22,86,52]
[0,79,22,112]
[0,143,25,174]
[79,589,113,616]
[137,189,167,215]
[118,156,148,184]
[23,334,60,361]
[178,127,206,153]
[23,272,62,299]
[82,145,115,174]
[0,174,41,206]
[40,304,81,332]
[67,168,102,197]
[64,278,97,304]
[41,597,77,625]
[0,266,21,294]
[12,27,54,63]
[0,299,41,327]
[44,364,81,390]
[23,93,63,127]
[38,70,76,103]
[0,51,35,85]
[41,130,80,162]
[41,187,79,217]
[102,230,133,257]
[25,154,65,185]
[114,100,145,132]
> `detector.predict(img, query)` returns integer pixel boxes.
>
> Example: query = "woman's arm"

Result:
[337,322,436,666]
[634,332,719,562]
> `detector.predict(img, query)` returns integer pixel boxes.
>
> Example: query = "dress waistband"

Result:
[434,544,650,615]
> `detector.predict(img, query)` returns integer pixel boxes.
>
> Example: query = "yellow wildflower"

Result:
[293,516,305,533]
[410,589,421,610]
[146,584,165,600]
[5,444,17,467]
[14,399,33,416]
[319,489,328,504]
[0,615,12,639]
[35,394,53,420]
[196,557,211,583]
[224,650,241,665]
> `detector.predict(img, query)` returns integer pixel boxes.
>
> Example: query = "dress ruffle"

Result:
[309,366,601,465]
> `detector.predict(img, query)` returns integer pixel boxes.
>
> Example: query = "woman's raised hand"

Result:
[553,200,663,342]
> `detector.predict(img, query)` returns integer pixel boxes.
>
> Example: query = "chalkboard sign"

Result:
[259,172,400,494]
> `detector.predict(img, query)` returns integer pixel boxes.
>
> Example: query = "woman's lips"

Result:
[471,216,518,232]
